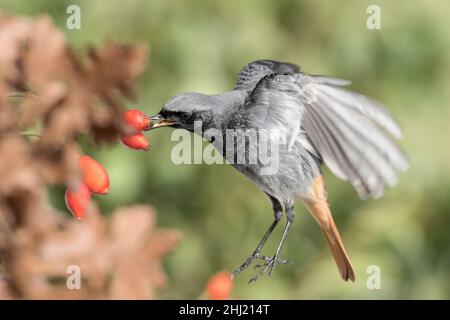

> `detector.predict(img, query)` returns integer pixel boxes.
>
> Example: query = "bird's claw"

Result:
[232,252,290,282]
[232,252,263,279]
[254,255,290,265]
[249,256,290,283]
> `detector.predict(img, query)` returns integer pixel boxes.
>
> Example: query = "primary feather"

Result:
[241,71,409,199]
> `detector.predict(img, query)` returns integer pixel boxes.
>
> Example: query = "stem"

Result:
[8,91,42,101]
[0,132,42,138]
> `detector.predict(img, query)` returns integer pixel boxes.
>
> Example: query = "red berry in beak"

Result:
[206,272,233,300]
[79,155,110,195]
[120,133,150,151]
[122,109,151,132]
[65,184,91,220]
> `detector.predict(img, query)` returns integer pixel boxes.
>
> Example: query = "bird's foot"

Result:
[254,255,290,264]
[249,255,291,284]
[232,252,290,281]
[231,252,264,279]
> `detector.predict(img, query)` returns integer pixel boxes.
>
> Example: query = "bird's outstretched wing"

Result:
[244,73,409,199]
[234,60,300,91]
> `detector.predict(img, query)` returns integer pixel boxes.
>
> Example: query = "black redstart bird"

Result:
[148,60,409,282]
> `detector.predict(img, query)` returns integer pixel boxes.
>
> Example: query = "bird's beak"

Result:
[146,114,176,130]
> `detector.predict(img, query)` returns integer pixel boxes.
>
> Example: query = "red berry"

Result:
[65,184,91,220]
[122,109,151,132]
[206,272,233,300]
[120,133,150,151]
[79,155,110,195]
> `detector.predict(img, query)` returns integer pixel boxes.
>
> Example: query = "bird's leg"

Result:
[231,194,284,279]
[250,200,295,283]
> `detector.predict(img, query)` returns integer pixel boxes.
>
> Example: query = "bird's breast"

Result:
[209,130,320,200]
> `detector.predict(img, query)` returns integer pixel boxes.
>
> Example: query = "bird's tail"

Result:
[320,215,355,281]
[302,176,355,282]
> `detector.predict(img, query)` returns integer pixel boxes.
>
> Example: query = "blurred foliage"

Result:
[1,0,449,299]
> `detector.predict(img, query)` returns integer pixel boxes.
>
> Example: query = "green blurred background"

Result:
[2,0,449,299]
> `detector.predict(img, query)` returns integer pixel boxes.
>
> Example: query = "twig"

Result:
[7,91,42,101]
[0,132,41,138]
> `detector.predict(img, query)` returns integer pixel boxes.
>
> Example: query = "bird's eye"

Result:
[180,113,190,121]
[159,110,168,118]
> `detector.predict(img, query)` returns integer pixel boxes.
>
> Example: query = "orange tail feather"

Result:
[302,176,355,282]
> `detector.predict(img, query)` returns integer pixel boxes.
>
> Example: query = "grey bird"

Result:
[148,60,409,282]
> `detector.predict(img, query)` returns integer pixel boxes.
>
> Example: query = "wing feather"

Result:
[234,60,300,91]
[316,85,403,139]
[305,102,378,198]
[244,73,409,199]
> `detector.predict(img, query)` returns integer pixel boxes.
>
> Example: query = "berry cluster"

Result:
[65,155,110,219]
[65,109,152,219]
[120,109,152,151]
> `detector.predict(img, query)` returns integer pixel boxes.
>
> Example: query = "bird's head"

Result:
[148,92,214,132]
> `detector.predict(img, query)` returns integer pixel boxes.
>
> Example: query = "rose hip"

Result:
[120,133,150,151]
[65,184,91,220]
[122,109,151,132]
[79,155,110,195]
[206,272,233,300]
